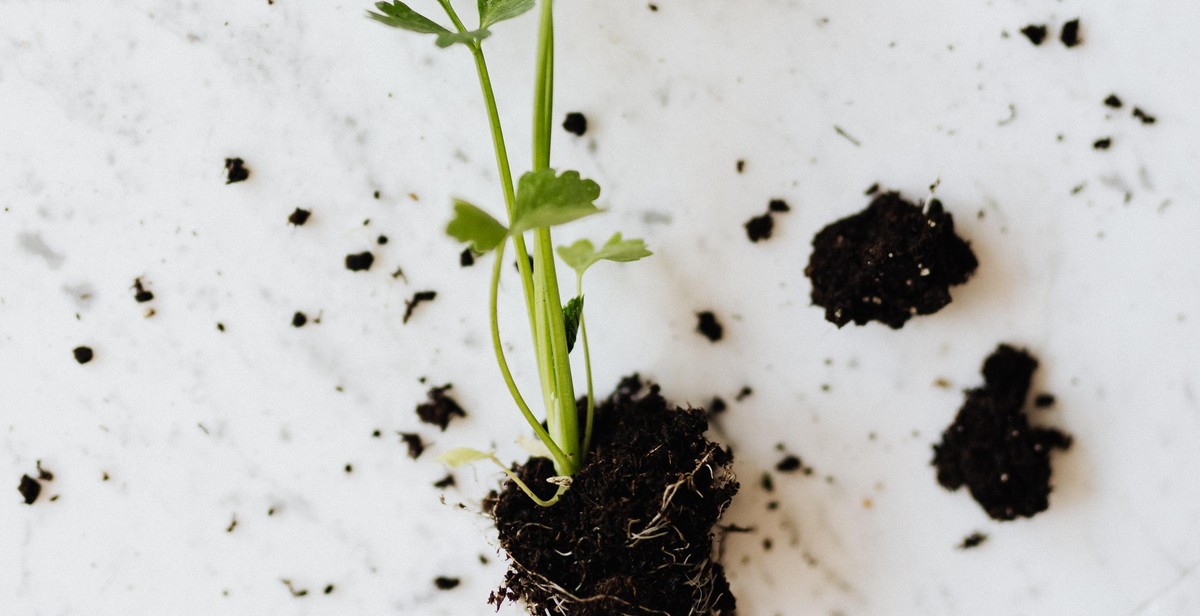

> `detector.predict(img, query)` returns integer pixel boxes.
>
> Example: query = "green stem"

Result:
[532,0,555,170]
[491,237,573,473]
[486,453,565,507]
[535,229,578,471]
[577,274,596,456]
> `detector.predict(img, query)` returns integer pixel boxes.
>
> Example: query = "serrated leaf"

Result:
[511,169,602,234]
[478,0,536,28]
[447,199,508,252]
[436,447,493,468]
[557,232,652,275]
[368,2,490,48]
[562,295,583,353]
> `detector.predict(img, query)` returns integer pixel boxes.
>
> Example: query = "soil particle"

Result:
[959,532,988,549]
[562,112,587,137]
[932,345,1072,521]
[735,386,753,402]
[744,213,774,242]
[775,455,802,473]
[37,461,54,481]
[1093,137,1113,150]
[696,311,724,342]
[736,159,745,173]
[291,312,307,328]
[708,396,728,416]
[760,472,775,492]
[281,579,307,597]
[1132,107,1157,125]
[434,577,461,591]
[73,346,94,364]
[377,235,388,245]
[433,474,456,489]
[399,432,425,459]
[1060,19,1081,47]
[1020,25,1048,46]
[768,199,791,213]
[403,291,437,324]
[224,158,249,184]
[288,208,311,226]
[491,376,738,615]
[1034,393,1056,408]
[324,585,334,595]
[806,191,978,329]
[132,278,154,303]
[345,252,375,272]
[18,474,41,504]
[1104,94,1123,109]
[460,249,475,267]
[416,385,466,431]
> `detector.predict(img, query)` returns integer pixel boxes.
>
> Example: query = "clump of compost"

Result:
[932,345,1072,521]
[806,191,978,328]
[490,376,738,615]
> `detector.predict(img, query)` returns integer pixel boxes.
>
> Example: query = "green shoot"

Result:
[371,0,650,504]
[438,447,564,507]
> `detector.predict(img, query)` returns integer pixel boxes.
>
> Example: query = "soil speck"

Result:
[291,312,307,328]
[224,158,249,184]
[1060,19,1081,47]
[403,291,437,324]
[745,213,774,242]
[1020,24,1048,46]
[959,532,988,549]
[696,311,723,342]
[416,385,467,431]
[562,112,587,136]
[399,432,426,459]
[73,346,94,364]
[18,474,41,504]
[345,252,375,272]
[288,208,311,226]
[434,577,461,591]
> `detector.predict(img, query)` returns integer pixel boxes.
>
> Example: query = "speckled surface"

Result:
[3,2,1200,614]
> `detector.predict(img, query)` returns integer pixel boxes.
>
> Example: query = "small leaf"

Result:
[511,169,602,234]
[447,199,508,252]
[367,1,450,35]
[478,0,536,28]
[562,295,584,353]
[515,434,553,459]
[557,232,652,275]
[436,447,493,468]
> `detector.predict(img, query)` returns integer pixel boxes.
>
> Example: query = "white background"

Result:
[3,1,1199,614]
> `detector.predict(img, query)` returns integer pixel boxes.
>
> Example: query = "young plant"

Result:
[369,1,650,504]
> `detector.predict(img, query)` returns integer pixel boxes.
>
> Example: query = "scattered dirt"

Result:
[403,291,437,324]
[18,474,41,505]
[1034,393,1056,408]
[1093,137,1112,150]
[434,474,456,489]
[490,376,738,615]
[735,386,752,402]
[744,213,774,242]
[345,251,375,272]
[399,432,425,459]
[696,311,724,342]
[288,208,311,226]
[1133,107,1157,125]
[435,576,461,591]
[460,249,475,267]
[73,346,94,364]
[736,159,745,173]
[775,455,802,472]
[132,278,154,303]
[1020,25,1048,46]
[959,532,988,550]
[562,112,587,137]
[1104,94,1123,109]
[708,396,727,416]
[768,199,791,213]
[932,345,1072,521]
[806,191,978,329]
[224,158,249,184]
[1060,19,1081,47]
[416,384,466,431]
[291,312,308,328]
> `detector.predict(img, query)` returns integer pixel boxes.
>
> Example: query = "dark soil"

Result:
[460,249,475,267]
[959,532,988,550]
[345,251,375,272]
[18,474,41,504]
[744,213,774,242]
[415,384,466,431]
[1020,25,1048,46]
[806,191,978,328]
[288,208,311,226]
[696,311,723,342]
[1060,19,1081,47]
[490,376,738,615]
[399,432,425,459]
[1093,137,1112,150]
[292,312,308,328]
[435,576,461,591]
[932,345,1072,521]
[768,199,790,213]
[775,455,802,472]
[133,278,154,303]
[1132,107,1157,125]
[1104,94,1123,109]
[224,158,249,184]
[73,346,94,364]
[562,112,587,136]
[403,291,437,324]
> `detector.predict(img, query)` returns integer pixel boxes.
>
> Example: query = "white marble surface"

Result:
[4,1,1200,614]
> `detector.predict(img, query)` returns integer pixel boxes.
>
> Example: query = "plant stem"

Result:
[576,275,596,455]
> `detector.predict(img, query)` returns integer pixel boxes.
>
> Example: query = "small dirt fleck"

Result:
[18,474,41,504]
[73,346,94,364]
[345,252,375,272]
[133,278,154,303]
[344,463,353,473]
[224,158,249,184]
[1034,393,1056,408]
[744,213,774,242]
[288,208,311,226]
[36,461,53,481]
[416,384,467,431]
[1132,107,1157,125]
[281,579,307,598]
[1104,94,1123,109]
[460,249,475,267]
[959,532,988,549]
[403,291,437,324]
[768,199,790,213]
[217,323,226,332]
[562,112,587,136]
[434,577,461,591]
[399,432,425,459]
[775,455,802,473]
[324,585,334,595]
[226,515,238,533]
[696,311,723,342]
[291,312,308,328]
[377,235,388,245]
[1093,137,1113,150]
[760,472,775,492]
[433,474,456,489]
[735,386,753,402]
[1020,24,1048,46]
[709,396,727,416]
[1060,19,1081,47]
[736,159,745,173]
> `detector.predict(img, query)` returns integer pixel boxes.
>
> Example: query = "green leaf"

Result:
[367,2,490,48]
[447,199,508,252]
[511,169,603,234]
[478,0,536,28]
[436,447,493,468]
[557,232,652,275]
[562,295,583,353]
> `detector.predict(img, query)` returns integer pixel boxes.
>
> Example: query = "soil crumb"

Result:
[1020,25,1048,46]
[403,290,437,324]
[133,278,154,303]
[1093,137,1113,150]
[291,312,308,328]
[959,532,988,549]
[562,112,587,136]
[806,191,978,328]
[768,199,791,213]
[744,213,774,242]
[434,576,461,591]
[399,432,425,459]
[696,311,724,342]
[1132,107,1157,125]
[460,249,475,267]
[18,474,41,505]
[345,252,375,272]
[1060,19,1081,47]
[932,345,1072,521]
[491,376,738,615]
[73,346,94,364]
[1104,94,1123,109]
[288,208,311,226]
[416,384,466,431]
[224,158,249,184]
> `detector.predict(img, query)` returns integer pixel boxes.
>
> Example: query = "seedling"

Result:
[370,1,651,504]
